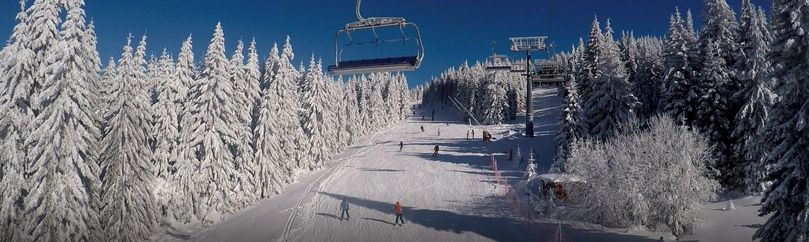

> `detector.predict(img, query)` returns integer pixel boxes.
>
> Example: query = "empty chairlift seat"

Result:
[328,56,419,75]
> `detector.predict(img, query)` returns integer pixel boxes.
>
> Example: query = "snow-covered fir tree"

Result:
[754,0,809,241]
[0,0,35,238]
[662,9,698,126]
[183,23,245,224]
[270,36,309,171]
[24,0,61,114]
[170,35,199,224]
[246,39,262,127]
[98,35,159,242]
[340,79,361,146]
[260,43,280,90]
[227,40,258,206]
[481,73,508,125]
[152,50,179,180]
[98,58,117,122]
[729,0,776,194]
[151,49,184,218]
[254,78,290,198]
[23,0,103,240]
[633,36,664,117]
[555,74,581,169]
[397,74,412,120]
[579,17,604,103]
[301,56,331,169]
[0,3,32,240]
[694,42,732,181]
[582,19,638,140]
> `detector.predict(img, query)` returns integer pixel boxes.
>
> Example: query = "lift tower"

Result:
[509,36,547,137]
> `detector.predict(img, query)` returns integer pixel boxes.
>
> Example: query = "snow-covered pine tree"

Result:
[0,4,31,239]
[753,0,809,241]
[555,74,581,169]
[582,19,638,140]
[246,39,262,128]
[368,74,388,128]
[25,0,61,114]
[24,0,103,240]
[383,74,399,125]
[98,58,117,122]
[662,10,698,126]
[301,56,331,169]
[84,20,102,117]
[98,35,159,241]
[481,73,508,125]
[0,4,31,234]
[728,0,776,194]
[184,23,244,224]
[152,50,178,179]
[176,35,194,100]
[397,74,412,121]
[171,35,199,224]
[261,43,280,90]
[634,37,664,117]
[357,76,373,134]
[322,64,341,153]
[698,0,739,69]
[580,17,604,103]
[620,32,639,90]
[270,36,309,171]
[227,40,259,206]
[694,41,732,183]
[253,86,288,199]
[342,80,362,145]
[151,49,183,218]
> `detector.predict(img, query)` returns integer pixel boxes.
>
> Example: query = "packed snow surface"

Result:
[186,88,766,242]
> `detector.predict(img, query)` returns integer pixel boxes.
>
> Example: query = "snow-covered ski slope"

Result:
[189,87,766,242]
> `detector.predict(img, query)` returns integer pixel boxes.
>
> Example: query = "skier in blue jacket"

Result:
[340,199,350,220]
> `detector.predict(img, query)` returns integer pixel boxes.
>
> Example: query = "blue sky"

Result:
[0,0,771,87]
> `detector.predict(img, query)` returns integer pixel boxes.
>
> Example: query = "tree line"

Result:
[0,0,413,241]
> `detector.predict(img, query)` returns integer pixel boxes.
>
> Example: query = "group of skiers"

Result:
[339,199,405,226]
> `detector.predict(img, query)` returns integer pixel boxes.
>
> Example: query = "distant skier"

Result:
[399,141,404,151]
[340,199,350,220]
[466,130,470,140]
[437,128,441,136]
[420,126,425,133]
[433,145,440,157]
[471,129,475,139]
[393,201,405,226]
[445,121,449,126]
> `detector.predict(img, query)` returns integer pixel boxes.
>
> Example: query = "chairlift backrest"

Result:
[329,0,424,75]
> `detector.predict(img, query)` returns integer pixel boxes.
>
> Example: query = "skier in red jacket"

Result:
[393,201,404,226]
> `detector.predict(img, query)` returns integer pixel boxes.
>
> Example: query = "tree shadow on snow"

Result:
[321,192,665,242]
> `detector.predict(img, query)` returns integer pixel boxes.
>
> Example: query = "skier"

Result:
[437,128,441,136]
[445,121,449,126]
[340,199,350,220]
[420,126,425,133]
[466,130,470,140]
[471,129,475,139]
[393,201,405,226]
[399,141,404,151]
[433,145,440,157]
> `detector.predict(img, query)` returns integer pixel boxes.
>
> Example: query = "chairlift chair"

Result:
[532,60,565,85]
[328,0,425,75]
[486,54,512,71]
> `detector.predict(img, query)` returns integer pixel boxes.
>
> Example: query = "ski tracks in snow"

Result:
[281,131,385,242]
